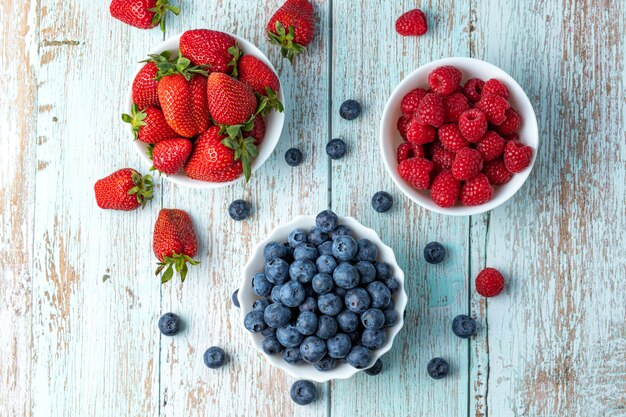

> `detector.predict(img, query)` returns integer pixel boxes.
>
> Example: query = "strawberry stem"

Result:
[128,171,154,208]
[152,51,208,81]
[257,87,284,115]
[155,253,200,283]
[267,22,307,63]
[122,104,147,140]
[227,43,243,78]
[148,0,181,33]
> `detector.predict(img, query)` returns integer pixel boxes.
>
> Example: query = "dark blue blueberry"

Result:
[231,289,240,308]
[327,333,352,358]
[277,324,304,348]
[203,346,227,369]
[253,298,270,312]
[316,210,339,232]
[330,224,352,239]
[288,228,308,247]
[308,227,330,246]
[339,99,361,120]
[244,310,267,333]
[296,311,318,336]
[334,287,346,298]
[261,326,276,337]
[314,357,337,372]
[280,280,306,307]
[294,243,319,261]
[332,235,358,261]
[374,262,392,280]
[383,309,399,328]
[317,240,333,256]
[299,296,318,313]
[315,255,337,274]
[263,303,291,328]
[315,315,338,339]
[347,331,360,344]
[317,293,343,316]
[424,242,446,264]
[366,281,391,309]
[289,259,317,284]
[364,359,383,376]
[228,199,251,221]
[361,308,385,330]
[384,299,395,311]
[158,313,181,336]
[371,191,393,213]
[361,329,387,350]
[346,345,372,369]
[344,288,371,314]
[326,138,347,159]
[333,262,360,289]
[252,272,273,297]
[452,314,477,338]
[354,261,376,284]
[285,148,303,167]
[264,241,288,261]
[262,335,284,356]
[427,357,449,379]
[300,336,327,363]
[312,273,334,295]
[283,347,302,364]
[264,258,289,284]
[270,284,283,303]
[290,380,317,405]
[337,310,359,333]
[355,239,378,262]
[383,276,400,294]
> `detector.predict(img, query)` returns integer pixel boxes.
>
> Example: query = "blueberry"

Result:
[253,298,270,312]
[337,310,359,333]
[312,273,334,295]
[327,333,352,358]
[203,346,227,369]
[317,293,343,316]
[355,239,378,262]
[308,227,330,246]
[244,310,267,333]
[374,262,392,280]
[452,314,477,338]
[339,99,361,120]
[333,262,360,289]
[347,331,360,344]
[262,335,284,356]
[371,191,393,213]
[344,288,371,314]
[326,138,347,159]
[364,358,383,376]
[315,255,337,274]
[354,261,376,284]
[383,309,399,328]
[158,312,181,336]
[424,242,446,264]
[261,326,276,337]
[264,258,289,284]
[294,243,319,261]
[277,324,304,348]
[285,148,303,166]
[346,345,372,369]
[300,336,327,363]
[231,289,240,308]
[299,296,318,313]
[280,280,306,307]
[296,311,318,335]
[316,210,339,232]
[288,228,308,247]
[361,308,385,330]
[228,199,251,221]
[263,303,291,328]
[283,347,302,364]
[361,329,387,350]
[317,241,333,256]
[314,357,337,372]
[366,281,391,309]
[289,259,317,284]
[290,380,317,405]
[330,224,352,239]
[332,235,358,261]
[315,315,338,339]
[252,272,274,297]
[383,276,400,294]
[334,287,346,298]
[427,357,449,379]
[270,284,283,303]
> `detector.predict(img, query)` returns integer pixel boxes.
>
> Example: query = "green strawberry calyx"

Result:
[145,145,163,176]
[151,51,208,81]
[221,133,259,183]
[257,86,284,115]
[128,171,154,208]
[267,21,307,64]
[122,104,147,140]
[148,0,181,33]
[155,253,200,284]
[227,43,243,78]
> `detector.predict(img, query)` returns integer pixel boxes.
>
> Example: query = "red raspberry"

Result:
[397,115,411,140]
[482,79,509,99]
[424,139,444,159]
[475,267,505,297]
[444,92,470,123]
[401,88,428,115]
[458,109,488,143]
[395,9,428,36]
[496,108,522,136]
[476,94,510,125]
[428,66,462,96]
[432,148,456,173]
[503,140,533,173]
[416,93,445,127]
[397,142,425,163]
[483,159,513,185]
[504,133,519,142]
[452,148,484,181]
[476,131,506,161]
[398,157,434,190]
[460,173,494,206]
[431,170,461,208]
[406,119,436,144]
[463,78,485,102]
[438,123,469,152]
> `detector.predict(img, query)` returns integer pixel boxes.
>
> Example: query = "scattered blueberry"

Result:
[290,380,317,405]
[263,303,292,328]
[294,243,319,261]
[355,239,378,262]
[364,358,383,376]
[203,346,227,369]
[253,298,270,312]
[264,241,288,261]
[262,335,284,356]
[280,280,306,307]
[244,311,267,333]
[300,336,327,363]
[315,315,338,339]
[252,272,273,297]
[326,138,347,160]
[308,227,330,246]
[344,287,371,314]
[366,281,391,309]
[158,312,181,336]
[327,333,352,358]
[354,261,376,284]
[332,235,358,261]
[371,191,393,213]
[264,258,289,284]
[316,255,337,274]
[361,308,385,330]
[285,148,303,166]
[346,345,372,369]
[424,242,446,264]
[317,293,343,316]
[427,357,449,379]
[339,99,361,120]
[312,273,334,295]
[231,289,240,308]
[333,262,360,289]
[317,240,333,256]
[361,329,387,350]
[283,347,302,364]
[316,210,339,232]
[289,259,318,284]
[452,315,477,338]
[314,357,337,372]
[374,262,392,280]
[296,311,318,335]
[299,296,318,313]
[228,199,251,221]
[277,324,304,348]
[337,309,359,333]
[383,309,399,328]
[288,228,308,247]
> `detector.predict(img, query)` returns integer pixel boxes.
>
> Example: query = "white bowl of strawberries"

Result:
[125,30,285,188]
[380,57,538,215]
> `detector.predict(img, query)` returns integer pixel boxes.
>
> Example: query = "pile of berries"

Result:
[395,65,534,207]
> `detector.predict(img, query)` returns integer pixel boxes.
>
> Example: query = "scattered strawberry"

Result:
[463,78,485,102]
[431,170,461,208]
[206,72,257,126]
[503,140,533,173]
[132,52,173,109]
[244,116,266,146]
[401,88,428,115]
[395,9,428,36]
[482,79,509,99]
[109,0,179,32]
[476,94,510,125]
[444,92,470,123]
[398,158,434,190]
[179,29,241,74]
[397,142,425,164]
[267,0,315,62]
[416,93,445,127]
[438,123,469,152]
[431,148,456,173]
[122,105,177,144]
[496,108,522,136]
[452,148,483,181]
[406,119,436,145]
[428,66,462,96]
[476,131,506,161]
[397,115,411,140]
[483,159,513,185]
[460,173,494,206]
[475,267,505,297]
[153,209,199,283]
[94,168,153,211]
[237,55,283,114]
[458,109,488,143]
[148,138,192,175]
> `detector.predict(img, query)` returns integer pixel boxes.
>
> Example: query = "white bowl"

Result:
[380,57,539,216]
[239,215,408,382]
[126,32,285,189]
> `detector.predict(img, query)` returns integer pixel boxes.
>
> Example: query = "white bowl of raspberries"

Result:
[380,57,538,215]
[125,30,285,189]
[240,211,408,382]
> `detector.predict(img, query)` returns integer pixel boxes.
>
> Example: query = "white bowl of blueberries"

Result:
[240,210,408,383]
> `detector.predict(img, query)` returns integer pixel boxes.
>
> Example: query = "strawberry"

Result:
[122,105,177,144]
[431,170,461,208]
[475,268,505,297]
[237,55,283,114]
[452,148,484,181]
[132,52,173,109]
[206,72,257,126]
[147,138,192,175]
[503,140,533,173]
[476,131,506,161]
[153,209,199,283]
[398,157,434,190]
[395,9,428,36]
[460,173,494,206]
[194,160,244,183]
[179,29,241,75]
[109,0,180,32]
[94,168,153,211]
[184,126,247,182]
[483,159,513,185]
[267,0,315,62]
[244,116,266,146]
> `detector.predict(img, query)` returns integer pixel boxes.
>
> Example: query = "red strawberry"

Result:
[401,88,428,115]
[397,115,411,140]
[463,78,485,103]
[444,92,470,122]
[460,174,494,206]
[458,109,488,143]
[476,94,510,125]
[503,140,533,173]
[194,160,243,183]
[267,0,315,62]
[398,157,434,190]
[179,29,241,75]
[185,127,235,176]
[122,105,177,144]
[237,55,283,114]
[476,131,506,161]
[109,0,180,32]
[428,66,462,96]
[395,9,428,36]
[416,93,445,127]
[496,108,522,136]
[153,209,199,283]
[475,267,505,297]
[397,142,425,164]
[206,72,258,126]
[406,119,436,145]
[452,148,484,181]
[432,148,456,173]
[438,123,469,152]
[483,159,513,185]
[132,52,173,109]
[482,79,509,99]
[94,168,153,211]
[244,116,266,146]
[148,138,192,175]
[431,170,461,208]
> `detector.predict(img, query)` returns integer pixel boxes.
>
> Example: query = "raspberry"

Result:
[460,173,494,206]
[398,157,434,190]
[416,93,445,127]
[425,139,444,159]
[401,88,428,115]
[406,119,436,144]
[432,148,456,172]
[463,78,485,102]
[482,79,509,99]
[397,142,425,163]
[476,94,510,125]
[395,9,428,36]
[483,159,513,185]
[504,133,519,142]
[431,170,461,208]
[458,109,488,143]
[496,108,522,136]
[503,140,533,173]
[475,268,505,297]
[452,148,483,181]
[438,123,469,152]
[444,92,470,122]
[428,66,462,96]
[476,131,506,161]
[397,115,411,140]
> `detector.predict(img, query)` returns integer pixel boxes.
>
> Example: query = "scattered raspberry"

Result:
[503,140,533,173]
[397,142,425,164]
[463,78,485,102]
[431,170,461,208]
[444,92,470,123]
[460,173,494,206]
[482,79,509,99]
[401,88,428,115]
[476,131,506,161]
[476,94,510,125]
[475,267,505,297]
[458,109,488,143]
[452,147,483,181]
[395,9,428,36]
[428,66,462,96]
[483,159,513,185]
[397,115,411,140]
[398,157,434,190]
[438,123,469,152]
[416,93,445,127]
[406,119,436,145]
[496,108,522,136]
[432,148,456,173]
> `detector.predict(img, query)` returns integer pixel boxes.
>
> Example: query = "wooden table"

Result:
[2,0,625,416]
